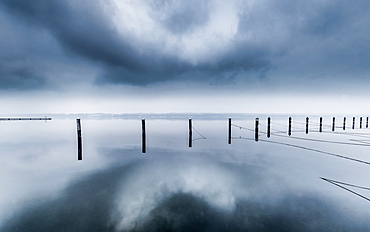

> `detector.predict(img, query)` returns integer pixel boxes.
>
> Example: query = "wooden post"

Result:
[306,117,309,134]
[288,117,292,136]
[142,119,146,153]
[228,118,231,144]
[255,118,259,142]
[343,117,346,130]
[319,117,323,132]
[352,117,355,129]
[189,118,192,148]
[367,117,369,128]
[76,119,82,161]
[267,117,271,138]
[332,117,335,132]
[360,117,362,129]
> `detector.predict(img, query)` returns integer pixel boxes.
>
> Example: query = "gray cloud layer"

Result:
[0,0,369,89]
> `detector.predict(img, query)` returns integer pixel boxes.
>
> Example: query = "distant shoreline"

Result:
[0,113,357,120]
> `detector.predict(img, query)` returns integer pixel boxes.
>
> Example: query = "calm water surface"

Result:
[1,116,370,231]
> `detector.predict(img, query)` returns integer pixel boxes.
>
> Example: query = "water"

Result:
[1,116,370,231]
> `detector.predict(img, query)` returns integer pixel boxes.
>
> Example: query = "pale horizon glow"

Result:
[0,88,367,116]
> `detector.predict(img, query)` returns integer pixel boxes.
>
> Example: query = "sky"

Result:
[0,0,370,114]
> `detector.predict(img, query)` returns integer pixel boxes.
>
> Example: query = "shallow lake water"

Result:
[1,115,370,231]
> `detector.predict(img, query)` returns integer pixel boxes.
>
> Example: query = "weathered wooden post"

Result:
[360,117,362,129]
[255,118,259,142]
[367,117,369,128]
[306,117,309,134]
[76,119,82,160]
[288,117,292,136]
[189,118,192,148]
[343,117,346,130]
[352,117,355,129]
[267,117,271,138]
[142,119,146,153]
[319,117,323,132]
[332,117,335,132]
[228,118,232,144]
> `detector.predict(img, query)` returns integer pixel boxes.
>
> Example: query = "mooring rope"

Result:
[348,139,370,145]
[271,121,304,131]
[232,123,370,147]
[320,177,370,191]
[320,177,370,202]
[236,137,370,166]
[269,132,370,147]
[232,123,254,132]
[322,131,370,138]
[192,126,206,141]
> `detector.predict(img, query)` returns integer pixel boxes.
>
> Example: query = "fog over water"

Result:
[1,116,370,231]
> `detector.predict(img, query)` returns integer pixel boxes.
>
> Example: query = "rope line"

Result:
[232,123,370,146]
[349,139,370,145]
[271,122,288,127]
[237,137,370,166]
[271,122,302,131]
[192,126,206,141]
[320,177,370,202]
[269,121,368,134]
[320,177,370,191]
[232,123,254,132]
[269,132,370,147]
[321,131,370,138]
[293,121,307,125]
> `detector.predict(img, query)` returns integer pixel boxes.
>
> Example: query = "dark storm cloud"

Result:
[96,48,271,86]
[0,66,46,90]
[0,6,49,90]
[0,0,149,89]
[0,0,272,87]
[0,0,138,68]
[0,0,369,88]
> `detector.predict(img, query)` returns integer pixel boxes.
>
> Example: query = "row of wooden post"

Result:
[75,118,187,159]
[75,116,369,159]
[227,116,369,144]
